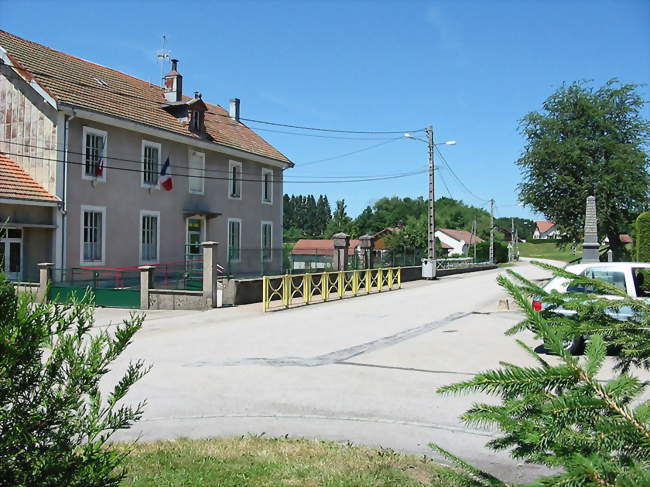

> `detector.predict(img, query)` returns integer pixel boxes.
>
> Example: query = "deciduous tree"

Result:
[517,80,650,258]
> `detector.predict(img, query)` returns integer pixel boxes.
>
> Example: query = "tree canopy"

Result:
[517,79,650,256]
[283,194,533,255]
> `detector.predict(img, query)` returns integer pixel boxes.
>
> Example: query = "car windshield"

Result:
[566,268,627,295]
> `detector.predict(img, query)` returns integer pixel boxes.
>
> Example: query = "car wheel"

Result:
[563,336,585,355]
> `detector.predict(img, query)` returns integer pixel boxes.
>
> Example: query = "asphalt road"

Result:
[101,260,647,483]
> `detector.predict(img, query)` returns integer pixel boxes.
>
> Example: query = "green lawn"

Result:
[118,437,453,487]
[518,242,581,262]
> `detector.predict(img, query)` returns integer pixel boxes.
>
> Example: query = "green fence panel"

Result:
[48,286,90,304]
[94,288,140,308]
[48,286,140,309]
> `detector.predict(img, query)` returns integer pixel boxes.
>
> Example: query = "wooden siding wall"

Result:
[0,73,57,194]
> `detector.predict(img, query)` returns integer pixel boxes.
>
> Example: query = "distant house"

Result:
[435,229,484,256]
[533,221,559,239]
[602,234,633,245]
[290,239,361,271]
[497,227,524,243]
[373,227,400,250]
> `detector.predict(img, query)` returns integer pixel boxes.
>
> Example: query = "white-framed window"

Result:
[261,221,272,262]
[141,140,161,188]
[228,218,241,263]
[228,160,242,200]
[140,210,160,264]
[188,150,205,194]
[82,127,107,182]
[261,168,273,204]
[80,205,106,265]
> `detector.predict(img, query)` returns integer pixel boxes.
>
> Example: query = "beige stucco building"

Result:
[0,30,292,281]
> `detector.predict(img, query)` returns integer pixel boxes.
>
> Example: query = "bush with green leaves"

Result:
[475,240,509,263]
[431,262,650,486]
[0,277,149,487]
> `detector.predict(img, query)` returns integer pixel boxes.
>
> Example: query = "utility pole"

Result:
[426,125,436,276]
[489,199,495,264]
[511,217,515,262]
[473,217,477,263]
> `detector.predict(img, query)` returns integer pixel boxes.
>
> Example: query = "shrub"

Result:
[475,240,509,263]
[431,263,650,486]
[636,211,650,262]
[0,277,148,487]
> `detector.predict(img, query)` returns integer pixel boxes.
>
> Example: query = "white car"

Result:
[533,262,650,353]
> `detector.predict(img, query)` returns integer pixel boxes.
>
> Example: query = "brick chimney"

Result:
[163,59,182,103]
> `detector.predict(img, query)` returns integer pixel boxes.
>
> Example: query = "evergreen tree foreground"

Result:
[0,278,148,486]
[432,263,650,486]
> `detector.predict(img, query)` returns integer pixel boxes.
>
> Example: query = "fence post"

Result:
[304,273,311,304]
[378,268,383,291]
[359,234,375,269]
[138,265,155,310]
[322,272,329,301]
[283,274,291,308]
[37,262,53,303]
[201,241,219,309]
[262,276,269,312]
[332,232,350,271]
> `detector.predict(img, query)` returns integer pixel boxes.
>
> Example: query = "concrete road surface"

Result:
[100,260,648,483]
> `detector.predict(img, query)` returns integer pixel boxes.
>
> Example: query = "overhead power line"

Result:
[248,126,407,140]
[299,137,403,167]
[434,146,489,203]
[0,139,412,179]
[6,65,425,135]
[0,149,427,184]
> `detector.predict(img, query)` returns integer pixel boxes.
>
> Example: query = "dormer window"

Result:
[190,110,204,133]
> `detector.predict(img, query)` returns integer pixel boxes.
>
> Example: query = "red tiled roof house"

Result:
[533,221,559,239]
[0,30,292,280]
[290,239,362,271]
[434,228,484,256]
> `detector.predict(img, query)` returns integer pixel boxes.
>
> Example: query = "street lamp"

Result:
[404,127,457,279]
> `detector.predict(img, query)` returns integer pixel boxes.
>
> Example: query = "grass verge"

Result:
[518,242,580,262]
[118,436,452,487]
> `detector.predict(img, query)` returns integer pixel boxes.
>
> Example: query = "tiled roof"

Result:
[0,30,292,166]
[535,221,556,233]
[438,228,484,244]
[620,234,633,244]
[0,152,58,202]
[292,239,362,256]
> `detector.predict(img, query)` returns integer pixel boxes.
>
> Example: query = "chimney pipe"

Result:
[229,98,240,122]
[171,59,178,72]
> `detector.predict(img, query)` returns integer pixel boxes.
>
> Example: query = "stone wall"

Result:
[148,289,204,310]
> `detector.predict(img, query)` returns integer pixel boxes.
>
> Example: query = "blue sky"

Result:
[2,0,648,220]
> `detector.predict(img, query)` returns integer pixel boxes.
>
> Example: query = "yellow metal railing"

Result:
[262,267,401,312]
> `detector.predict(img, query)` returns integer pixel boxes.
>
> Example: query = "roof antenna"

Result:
[156,34,171,87]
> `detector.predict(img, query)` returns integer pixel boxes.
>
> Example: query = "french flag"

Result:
[160,156,173,191]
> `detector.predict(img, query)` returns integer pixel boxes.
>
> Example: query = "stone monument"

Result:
[582,195,599,263]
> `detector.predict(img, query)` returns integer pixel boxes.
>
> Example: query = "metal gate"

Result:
[48,268,140,309]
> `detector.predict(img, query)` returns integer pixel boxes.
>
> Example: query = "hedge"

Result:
[636,211,650,262]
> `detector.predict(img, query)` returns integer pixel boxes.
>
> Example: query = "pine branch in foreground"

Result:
[431,263,650,486]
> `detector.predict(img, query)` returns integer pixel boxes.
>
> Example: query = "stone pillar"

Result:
[138,266,155,310]
[332,233,350,271]
[359,234,375,269]
[37,262,53,303]
[201,241,219,309]
[582,195,599,263]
